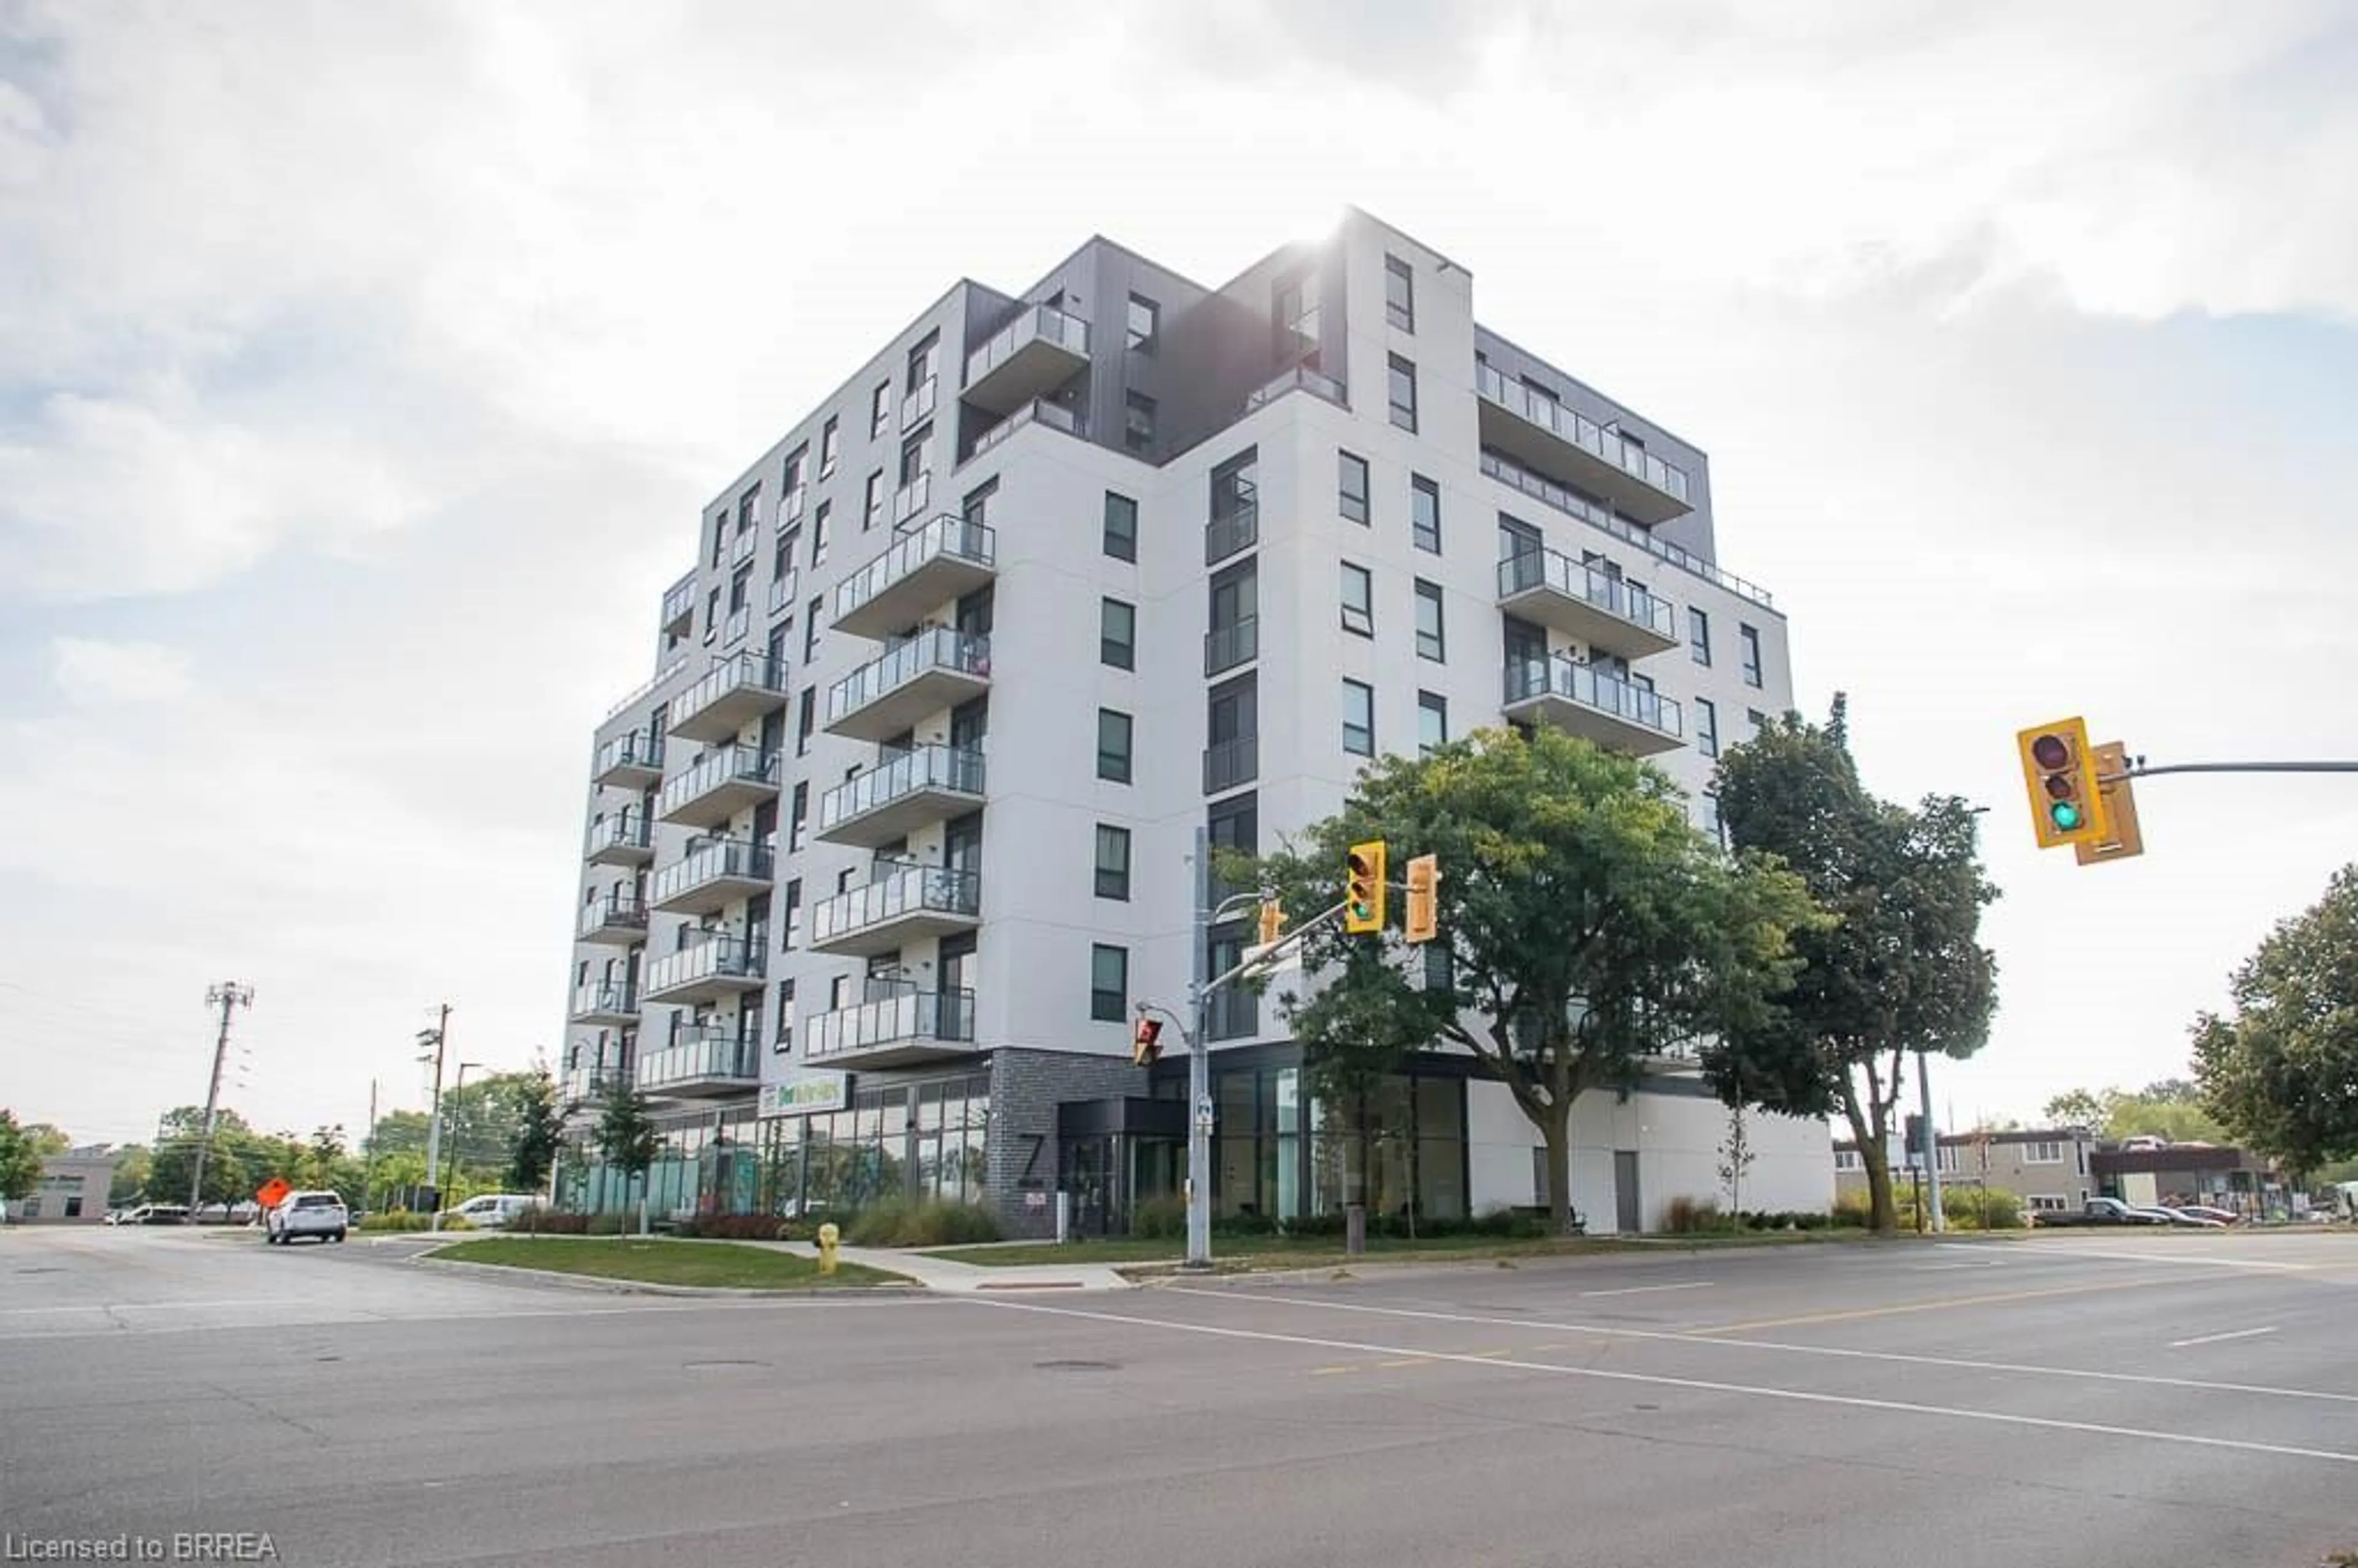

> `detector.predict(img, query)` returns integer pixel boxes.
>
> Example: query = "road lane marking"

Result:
[2036,1246,2318,1273]
[1157,1288,2358,1407]
[0,1300,287,1316]
[0,1296,939,1341]
[1683,1276,2208,1333]
[967,1295,2358,1470]
[2171,1325,2279,1349]
[1578,1281,1715,1298]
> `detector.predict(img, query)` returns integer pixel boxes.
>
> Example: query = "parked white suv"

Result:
[442,1193,540,1230]
[267,1190,349,1245]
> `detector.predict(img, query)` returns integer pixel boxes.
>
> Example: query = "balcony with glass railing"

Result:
[576,892,649,946]
[642,934,766,1007]
[803,988,978,1070]
[1481,449,1775,611]
[824,627,992,742]
[900,376,938,431]
[656,745,780,826]
[1474,365,1693,526]
[1204,734,1259,795]
[1204,616,1259,678]
[808,862,982,958]
[768,568,798,616]
[669,650,788,745]
[780,487,807,527]
[569,980,639,1027]
[585,809,655,867]
[1205,487,1259,566]
[961,397,1086,468]
[1501,656,1685,757]
[636,1028,761,1098]
[661,570,697,634]
[561,1065,628,1108]
[1496,548,1679,658]
[815,743,986,848]
[831,516,997,640]
[891,470,932,527]
[962,303,1091,414]
[648,836,775,915]
[592,729,666,790]
[730,527,760,569]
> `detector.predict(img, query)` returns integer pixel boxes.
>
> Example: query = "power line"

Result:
[187,982,255,1209]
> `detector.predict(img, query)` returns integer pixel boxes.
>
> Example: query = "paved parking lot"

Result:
[3,1224,2354,1567]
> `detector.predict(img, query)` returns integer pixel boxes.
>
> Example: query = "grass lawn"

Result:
[924,1228,1878,1270]
[432,1237,907,1289]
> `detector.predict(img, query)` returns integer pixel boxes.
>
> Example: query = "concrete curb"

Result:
[410,1253,932,1300]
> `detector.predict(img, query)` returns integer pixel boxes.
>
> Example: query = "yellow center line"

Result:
[1309,1346,1519,1376]
[1683,1275,2196,1335]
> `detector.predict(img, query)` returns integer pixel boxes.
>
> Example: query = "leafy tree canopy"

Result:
[2193,864,2358,1175]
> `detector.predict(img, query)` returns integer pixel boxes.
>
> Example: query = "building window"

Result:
[804,597,823,662]
[1834,1148,1861,1171]
[907,330,940,394]
[1387,354,1418,432]
[788,781,809,852]
[1090,944,1129,1023]
[1411,474,1441,553]
[1124,391,1156,455]
[1339,450,1369,524]
[1413,580,1445,662]
[1384,253,1415,332]
[819,416,840,478]
[898,426,930,487]
[1339,562,1374,637]
[782,879,803,950]
[1690,607,1712,667]
[1126,292,1159,352]
[1748,707,1767,734]
[774,978,796,1050]
[1094,825,1132,901]
[2028,1195,2069,1213]
[1097,708,1134,783]
[1695,697,1719,759]
[1699,792,1726,847]
[1342,679,1374,756]
[1417,691,1447,757]
[809,502,830,568]
[796,687,817,756]
[863,470,884,532]
[2025,1141,2065,1164]
[1740,623,1763,688]
[870,382,892,438]
[1103,491,1138,562]
[1100,597,1136,670]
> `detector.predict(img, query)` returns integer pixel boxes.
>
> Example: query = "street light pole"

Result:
[445,1062,484,1211]
[1185,826,1214,1272]
[419,1006,450,1231]
[1916,1049,1945,1233]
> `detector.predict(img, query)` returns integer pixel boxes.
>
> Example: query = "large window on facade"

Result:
[1090,944,1129,1022]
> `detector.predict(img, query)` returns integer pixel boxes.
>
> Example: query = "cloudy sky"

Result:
[4,0,2354,1149]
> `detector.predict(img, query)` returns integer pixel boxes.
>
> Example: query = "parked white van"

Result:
[442,1193,540,1230]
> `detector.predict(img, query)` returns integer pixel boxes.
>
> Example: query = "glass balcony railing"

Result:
[661,570,697,629]
[586,810,653,859]
[963,397,1086,467]
[1243,365,1347,413]
[965,303,1090,387]
[817,743,986,834]
[593,729,666,780]
[730,527,760,568]
[810,863,980,947]
[768,569,798,616]
[570,982,637,1020]
[562,1066,627,1105]
[891,470,932,525]
[832,516,995,625]
[577,893,648,939]
[1204,734,1258,794]
[1204,616,1259,677]
[1205,501,1259,565]
[636,1030,760,1093]
[650,837,774,906]
[673,650,784,726]
[900,376,938,430]
[1503,657,1684,740]
[779,487,808,527]
[1496,549,1677,640]
[643,934,765,998]
[656,745,779,818]
[1480,449,1776,611]
[804,989,977,1063]
[1476,364,1692,506]
[826,627,991,726]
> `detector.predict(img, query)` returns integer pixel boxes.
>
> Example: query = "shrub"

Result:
[1663,1195,1732,1235]
[1130,1195,1188,1240]
[357,1211,432,1233]
[507,1211,591,1235]
[586,1213,628,1236]
[1832,1189,1877,1227]
[846,1199,1002,1248]
[674,1214,790,1241]
[439,1215,475,1232]
[1212,1210,1279,1237]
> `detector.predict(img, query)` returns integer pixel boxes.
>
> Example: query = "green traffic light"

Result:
[2050,801,2082,831]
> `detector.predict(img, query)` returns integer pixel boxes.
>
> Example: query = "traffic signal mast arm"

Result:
[2101,758,2358,780]
[1222,897,1355,993]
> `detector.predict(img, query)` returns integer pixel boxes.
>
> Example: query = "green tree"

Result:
[2192,864,2358,1177]
[2042,1089,2105,1130]
[1707,705,2000,1234]
[594,1083,662,1235]
[108,1144,152,1206]
[505,1068,563,1195]
[20,1122,72,1157]
[1243,726,1817,1235]
[364,1109,432,1159]
[0,1110,47,1216]
[2041,1082,2228,1144]
[147,1106,259,1207]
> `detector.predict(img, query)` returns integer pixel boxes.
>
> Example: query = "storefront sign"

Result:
[759,1071,850,1119]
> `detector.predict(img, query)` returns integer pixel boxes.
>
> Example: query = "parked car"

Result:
[2154,1206,2230,1228]
[267,1191,349,1245]
[438,1193,541,1230]
[2028,1197,2168,1228]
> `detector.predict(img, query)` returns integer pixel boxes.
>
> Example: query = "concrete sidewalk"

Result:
[760,1240,1134,1292]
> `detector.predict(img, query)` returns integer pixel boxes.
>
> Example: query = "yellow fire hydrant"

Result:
[816,1221,840,1277]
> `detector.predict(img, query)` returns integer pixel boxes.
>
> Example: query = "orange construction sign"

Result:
[255,1177,292,1209]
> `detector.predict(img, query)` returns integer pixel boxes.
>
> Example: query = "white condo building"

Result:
[561,208,1831,1236]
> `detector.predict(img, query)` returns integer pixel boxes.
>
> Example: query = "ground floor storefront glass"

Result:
[1200,1058,1468,1225]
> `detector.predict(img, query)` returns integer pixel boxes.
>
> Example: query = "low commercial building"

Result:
[1835,1127,2099,1216]
[2091,1141,2282,1218]
[15,1149,117,1223]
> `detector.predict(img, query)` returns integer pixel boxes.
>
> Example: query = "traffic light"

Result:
[2075,740,2146,866]
[1256,899,1284,947]
[2015,718,2111,850]
[1403,854,1439,945]
[1344,840,1387,934]
[1130,1016,1164,1068]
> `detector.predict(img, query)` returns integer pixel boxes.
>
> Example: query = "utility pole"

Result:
[1185,827,1213,1272]
[364,1077,379,1211]
[1916,1049,1945,1233]
[419,1006,451,1232]
[189,982,254,1213]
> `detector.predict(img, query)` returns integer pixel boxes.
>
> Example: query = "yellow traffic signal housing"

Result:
[1344,840,1387,934]
[1131,1017,1164,1067]
[1403,854,1440,944]
[2016,718,2112,850]
[1256,899,1285,947]
[2075,740,2146,866]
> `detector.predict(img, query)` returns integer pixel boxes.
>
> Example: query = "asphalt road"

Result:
[4,1225,2356,1568]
